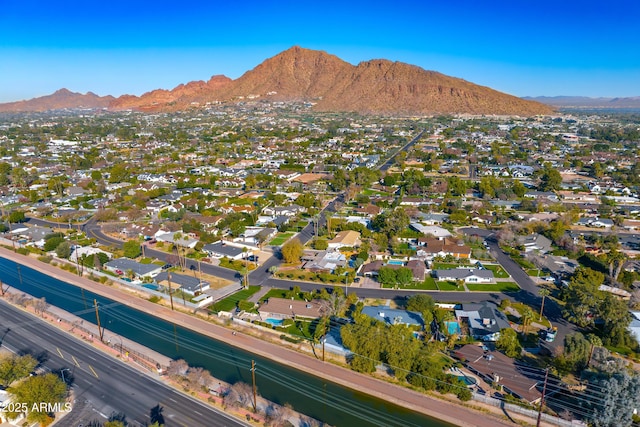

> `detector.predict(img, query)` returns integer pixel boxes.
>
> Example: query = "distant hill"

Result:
[2,47,553,116]
[0,89,114,112]
[523,96,640,109]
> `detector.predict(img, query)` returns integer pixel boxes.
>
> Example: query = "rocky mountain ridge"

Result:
[1,47,553,116]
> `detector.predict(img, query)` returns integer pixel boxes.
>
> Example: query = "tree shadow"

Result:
[150,404,165,425]
[18,349,49,364]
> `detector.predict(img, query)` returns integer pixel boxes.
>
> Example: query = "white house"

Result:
[434,269,495,283]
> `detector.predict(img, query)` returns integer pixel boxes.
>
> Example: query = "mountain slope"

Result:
[1,47,554,116]
[0,89,114,112]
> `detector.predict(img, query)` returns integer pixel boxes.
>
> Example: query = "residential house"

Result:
[155,231,199,249]
[416,212,449,225]
[202,241,246,260]
[103,258,162,279]
[576,217,614,228]
[302,250,347,273]
[416,238,471,259]
[360,259,426,281]
[454,344,542,404]
[433,268,494,283]
[516,234,552,254]
[361,305,424,327]
[454,302,510,341]
[409,223,452,239]
[262,204,305,217]
[154,272,209,295]
[327,230,362,250]
[258,298,327,322]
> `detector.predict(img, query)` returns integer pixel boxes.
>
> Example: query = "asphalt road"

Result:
[0,299,247,427]
[459,227,575,347]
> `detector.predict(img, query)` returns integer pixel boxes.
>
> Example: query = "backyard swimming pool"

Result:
[457,375,477,386]
[142,283,160,291]
[387,260,405,266]
[265,318,284,326]
[445,321,461,335]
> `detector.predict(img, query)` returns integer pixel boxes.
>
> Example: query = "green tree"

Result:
[495,328,522,358]
[314,238,328,250]
[6,373,67,425]
[281,238,303,264]
[406,294,435,314]
[123,240,142,259]
[44,235,65,252]
[383,324,420,381]
[0,354,38,387]
[55,241,72,259]
[598,294,633,348]
[8,210,26,223]
[396,268,413,285]
[561,267,605,327]
[512,179,527,198]
[109,163,130,183]
[377,267,397,286]
[539,163,562,191]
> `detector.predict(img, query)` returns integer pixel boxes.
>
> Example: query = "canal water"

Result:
[0,257,454,427]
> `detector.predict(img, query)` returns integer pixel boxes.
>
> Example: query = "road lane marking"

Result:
[72,356,80,367]
[56,347,64,358]
[89,365,99,378]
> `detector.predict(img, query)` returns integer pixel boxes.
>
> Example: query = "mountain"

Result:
[2,47,553,116]
[0,89,114,112]
[524,96,640,109]
[114,47,552,115]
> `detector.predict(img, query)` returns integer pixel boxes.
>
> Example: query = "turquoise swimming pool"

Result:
[265,318,284,326]
[387,260,405,266]
[142,283,160,291]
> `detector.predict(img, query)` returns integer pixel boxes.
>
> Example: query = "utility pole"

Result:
[94,299,104,342]
[198,260,203,293]
[168,271,174,311]
[536,368,549,427]
[251,360,257,413]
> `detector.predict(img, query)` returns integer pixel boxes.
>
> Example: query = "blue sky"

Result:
[1,0,639,102]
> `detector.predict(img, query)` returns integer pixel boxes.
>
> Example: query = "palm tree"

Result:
[521,306,534,335]
[606,249,627,283]
[240,266,249,289]
[538,288,550,321]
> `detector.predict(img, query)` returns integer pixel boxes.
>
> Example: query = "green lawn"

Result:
[219,258,256,272]
[260,288,291,302]
[362,188,391,197]
[436,281,464,291]
[431,263,466,270]
[381,277,438,290]
[269,232,295,246]
[467,282,520,292]
[210,286,261,312]
[483,264,509,278]
[526,269,542,277]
